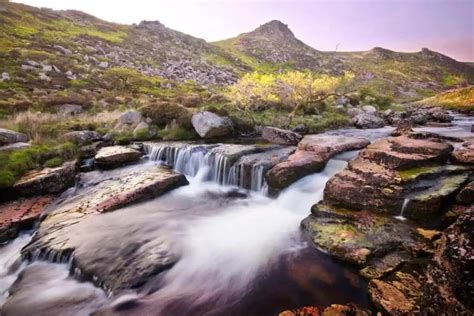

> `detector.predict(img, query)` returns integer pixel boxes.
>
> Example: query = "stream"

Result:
[0,114,472,316]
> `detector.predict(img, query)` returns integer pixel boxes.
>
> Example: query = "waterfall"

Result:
[144,143,268,192]
[395,198,410,221]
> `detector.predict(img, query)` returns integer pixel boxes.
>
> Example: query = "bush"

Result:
[140,102,192,128]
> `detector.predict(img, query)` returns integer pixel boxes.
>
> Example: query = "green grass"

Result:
[415,86,474,111]
[0,142,77,189]
[157,127,197,140]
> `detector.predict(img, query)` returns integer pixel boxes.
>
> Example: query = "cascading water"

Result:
[144,143,270,192]
[395,198,410,221]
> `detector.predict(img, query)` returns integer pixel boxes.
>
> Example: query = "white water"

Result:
[0,233,32,307]
[144,143,271,192]
[394,198,410,221]
[138,159,348,313]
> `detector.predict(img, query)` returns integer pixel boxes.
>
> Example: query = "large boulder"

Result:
[351,113,385,129]
[94,146,142,168]
[118,110,142,126]
[0,196,54,242]
[0,128,28,146]
[362,105,377,114]
[22,164,189,293]
[262,127,302,145]
[12,161,77,197]
[63,130,102,145]
[191,111,234,138]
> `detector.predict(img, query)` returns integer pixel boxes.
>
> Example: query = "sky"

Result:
[13,0,474,61]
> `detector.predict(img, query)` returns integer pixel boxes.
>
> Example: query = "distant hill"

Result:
[1,2,473,106]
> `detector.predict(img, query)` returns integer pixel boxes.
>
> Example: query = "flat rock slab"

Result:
[12,160,77,197]
[298,134,370,155]
[22,163,188,293]
[0,196,54,242]
[94,146,142,168]
[360,138,453,170]
[0,128,27,146]
[301,203,422,267]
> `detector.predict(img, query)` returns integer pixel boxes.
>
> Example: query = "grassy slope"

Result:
[414,86,474,111]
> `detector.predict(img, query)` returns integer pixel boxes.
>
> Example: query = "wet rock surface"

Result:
[94,146,142,168]
[12,161,77,198]
[22,163,188,293]
[0,196,54,243]
[301,203,421,267]
[266,135,370,192]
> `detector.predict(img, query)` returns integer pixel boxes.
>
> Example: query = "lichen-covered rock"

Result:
[12,161,77,197]
[262,126,302,145]
[321,304,370,316]
[368,271,424,315]
[404,173,469,221]
[421,207,474,314]
[0,128,28,146]
[94,146,142,168]
[301,203,421,266]
[191,111,234,138]
[0,196,54,242]
[0,142,31,152]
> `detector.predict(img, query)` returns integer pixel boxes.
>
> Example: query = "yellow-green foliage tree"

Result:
[227,70,354,112]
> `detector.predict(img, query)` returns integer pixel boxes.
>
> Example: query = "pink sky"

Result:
[14,0,474,61]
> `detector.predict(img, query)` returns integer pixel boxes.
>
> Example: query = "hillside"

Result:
[415,86,474,111]
[216,22,474,100]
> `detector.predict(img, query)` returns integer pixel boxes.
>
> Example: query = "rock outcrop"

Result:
[94,146,142,168]
[262,127,302,145]
[191,111,234,138]
[12,161,77,197]
[0,128,28,146]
